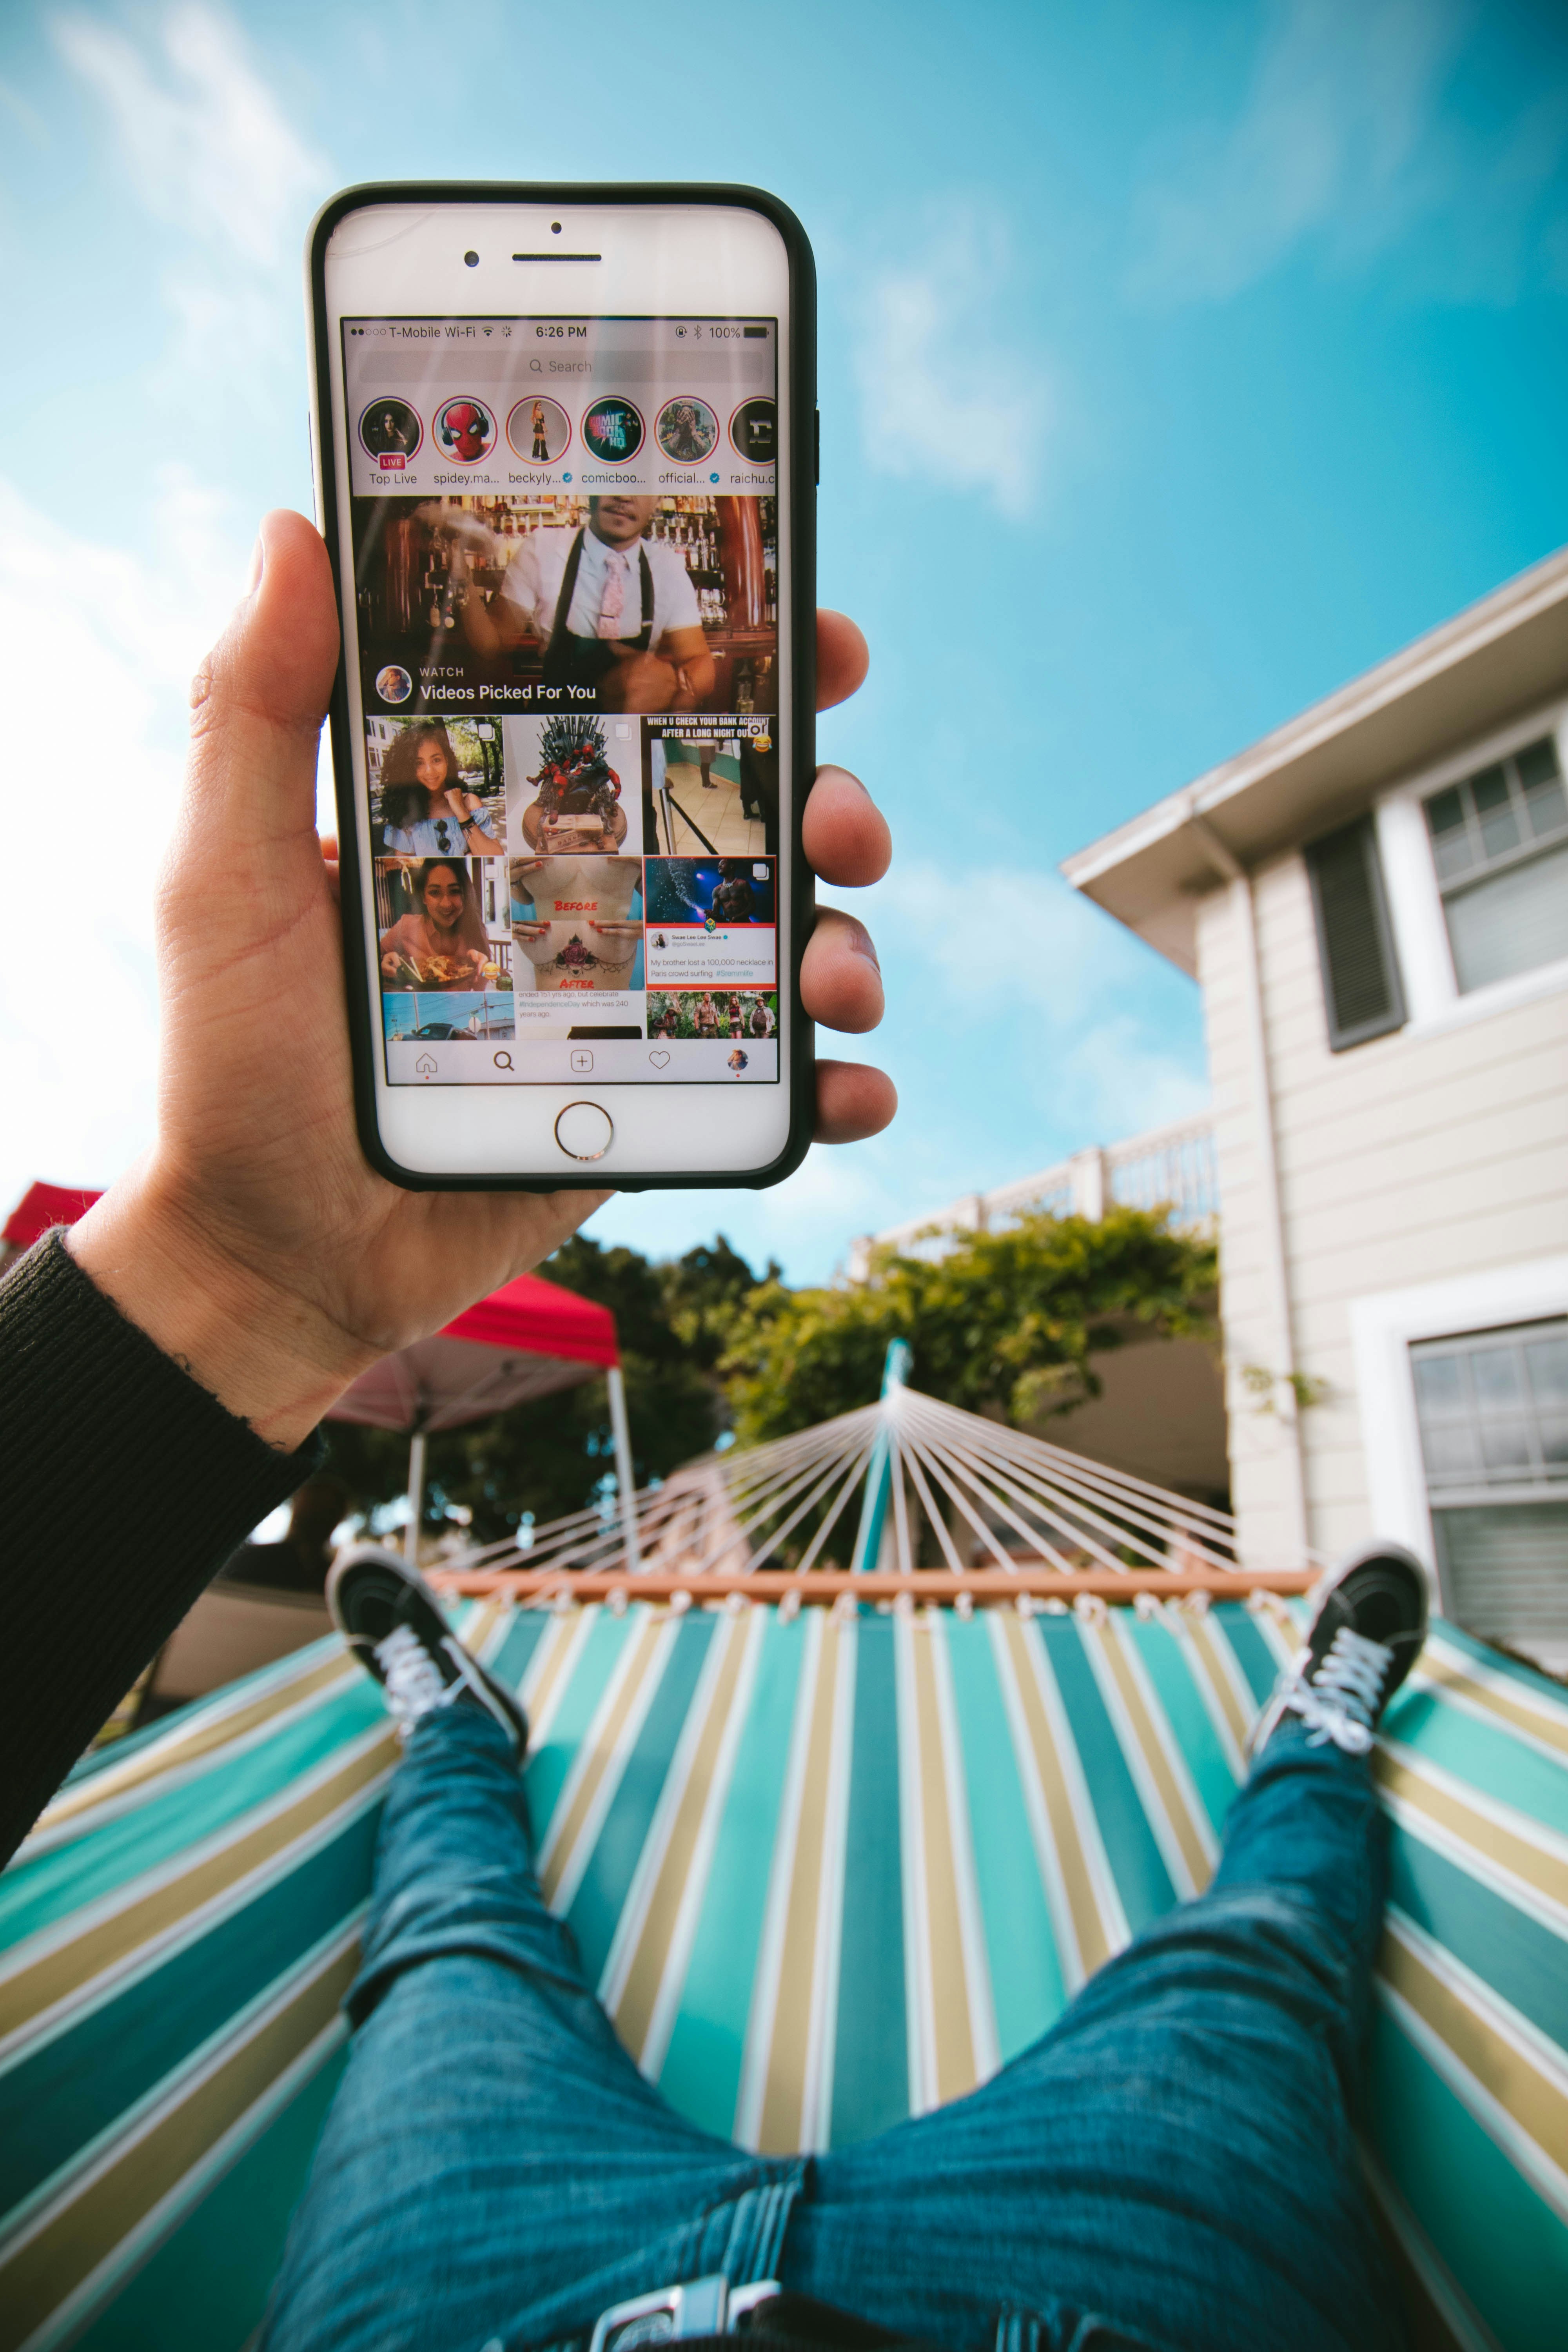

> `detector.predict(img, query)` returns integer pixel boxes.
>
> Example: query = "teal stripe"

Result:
[568,1617,715,1984]
[69,2036,348,2352]
[829,1619,908,2144]
[1123,1615,1241,1835]
[657,1612,805,2138]
[1430,1619,1568,1707]
[487,1610,552,1693]
[0,1682,387,1949]
[947,1616,1064,2060]
[0,1809,374,2214]
[1383,1679,1568,1839]
[1388,1832,1568,2054]
[1368,2005,1568,2351]
[524,1607,637,1842]
[58,1641,345,1792]
[1209,1604,1278,1708]
[1035,1622,1175,1931]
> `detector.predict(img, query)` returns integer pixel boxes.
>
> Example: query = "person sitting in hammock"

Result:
[5,510,1416,2352]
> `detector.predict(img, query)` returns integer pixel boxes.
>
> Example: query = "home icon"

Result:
[415,1053,437,1076]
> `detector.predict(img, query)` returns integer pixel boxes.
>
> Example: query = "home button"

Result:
[554,1101,614,1162]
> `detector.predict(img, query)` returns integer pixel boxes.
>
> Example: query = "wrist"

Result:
[68,1174,377,1453]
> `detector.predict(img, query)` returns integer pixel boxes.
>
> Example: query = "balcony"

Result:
[847,1112,1217,1281]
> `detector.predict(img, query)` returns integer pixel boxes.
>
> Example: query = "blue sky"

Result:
[2,0,1566,1281]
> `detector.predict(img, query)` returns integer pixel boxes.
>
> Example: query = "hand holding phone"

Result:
[310,183,839,1188]
[69,511,892,1452]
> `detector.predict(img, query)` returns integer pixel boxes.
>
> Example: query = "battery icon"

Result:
[743,326,768,338]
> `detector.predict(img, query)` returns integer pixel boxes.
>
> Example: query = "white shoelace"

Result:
[1285,1626,1392,1754]
[374,1623,459,1734]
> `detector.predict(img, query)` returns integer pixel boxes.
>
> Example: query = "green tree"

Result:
[721,1209,1217,1447]
[324,1232,774,1544]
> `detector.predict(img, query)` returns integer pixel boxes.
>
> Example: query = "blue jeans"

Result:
[261,1705,1405,2352]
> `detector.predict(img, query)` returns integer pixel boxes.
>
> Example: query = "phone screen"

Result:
[342,313,781,1091]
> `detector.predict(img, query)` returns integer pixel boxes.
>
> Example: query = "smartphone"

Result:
[307,184,815,1190]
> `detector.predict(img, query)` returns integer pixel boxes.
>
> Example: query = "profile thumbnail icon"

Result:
[359,398,422,468]
[375,664,414,706]
[506,396,571,464]
[581,396,644,463]
[730,397,776,466]
[434,397,496,463]
[656,397,719,464]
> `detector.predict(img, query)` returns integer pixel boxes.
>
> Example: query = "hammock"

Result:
[3,1387,1564,2352]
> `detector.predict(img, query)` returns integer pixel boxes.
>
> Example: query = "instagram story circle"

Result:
[359,398,422,469]
[656,397,719,465]
[507,395,571,464]
[375,665,414,707]
[581,396,644,464]
[730,397,775,466]
[434,396,497,464]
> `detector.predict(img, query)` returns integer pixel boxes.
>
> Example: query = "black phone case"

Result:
[306,180,817,1193]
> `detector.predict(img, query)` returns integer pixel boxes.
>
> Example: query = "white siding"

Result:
[1198,846,1568,1571]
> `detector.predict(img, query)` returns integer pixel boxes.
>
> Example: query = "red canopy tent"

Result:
[326,1271,632,1562]
[2,1182,103,1256]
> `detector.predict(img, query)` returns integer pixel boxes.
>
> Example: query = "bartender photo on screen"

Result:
[353,492,777,719]
[452,495,713,713]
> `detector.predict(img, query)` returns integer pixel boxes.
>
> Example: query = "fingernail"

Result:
[245,537,264,595]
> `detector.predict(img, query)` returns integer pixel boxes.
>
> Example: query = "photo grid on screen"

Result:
[344,314,781,1089]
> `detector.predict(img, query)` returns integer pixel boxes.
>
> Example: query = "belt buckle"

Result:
[588,2278,780,2352]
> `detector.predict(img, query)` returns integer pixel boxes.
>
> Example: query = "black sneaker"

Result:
[1249,1541,1430,1759]
[327,1544,528,1760]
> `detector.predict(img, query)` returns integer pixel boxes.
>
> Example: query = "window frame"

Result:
[1373,699,1568,1040]
[1349,1257,1568,1609]
[1409,1319,1568,1509]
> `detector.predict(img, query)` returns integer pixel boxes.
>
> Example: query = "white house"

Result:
[1063,547,1568,1668]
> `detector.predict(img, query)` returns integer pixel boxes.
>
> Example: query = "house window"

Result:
[1423,735,1568,993]
[1411,1319,1568,1648]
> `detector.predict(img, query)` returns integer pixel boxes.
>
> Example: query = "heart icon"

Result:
[648,1049,670,1067]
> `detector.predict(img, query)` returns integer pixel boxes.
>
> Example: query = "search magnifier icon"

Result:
[530,358,544,374]
[493,1051,514,1071]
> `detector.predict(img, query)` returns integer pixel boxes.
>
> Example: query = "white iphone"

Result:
[307,184,814,1190]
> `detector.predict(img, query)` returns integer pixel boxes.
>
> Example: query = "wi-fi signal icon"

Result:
[483,326,493,337]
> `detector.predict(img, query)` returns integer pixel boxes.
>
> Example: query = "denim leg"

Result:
[782,1719,1405,2352]
[262,1706,792,2352]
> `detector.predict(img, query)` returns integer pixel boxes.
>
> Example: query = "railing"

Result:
[848,1112,1216,1279]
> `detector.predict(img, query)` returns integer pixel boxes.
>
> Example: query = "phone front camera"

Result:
[464,250,479,267]
[550,221,563,234]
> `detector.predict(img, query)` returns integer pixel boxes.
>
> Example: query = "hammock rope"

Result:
[431,1368,1302,1606]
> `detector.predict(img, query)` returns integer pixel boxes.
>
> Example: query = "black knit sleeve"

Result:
[0,1232,325,1863]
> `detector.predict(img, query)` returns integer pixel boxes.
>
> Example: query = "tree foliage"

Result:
[320,1210,1214,1548]
[721,1209,1217,1447]
[324,1232,775,1544]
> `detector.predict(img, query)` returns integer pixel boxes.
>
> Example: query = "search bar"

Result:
[351,347,769,386]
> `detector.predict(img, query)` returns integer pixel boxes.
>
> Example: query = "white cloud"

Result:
[1125,0,1469,305]
[862,857,1209,1147]
[53,4,327,268]
[0,475,249,1220]
[853,207,1051,510]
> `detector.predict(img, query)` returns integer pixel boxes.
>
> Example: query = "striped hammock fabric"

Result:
[2,1596,1564,2352]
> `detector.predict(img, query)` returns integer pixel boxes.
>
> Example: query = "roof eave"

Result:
[1062,544,1568,973]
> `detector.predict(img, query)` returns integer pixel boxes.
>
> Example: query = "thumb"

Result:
[185,510,340,854]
